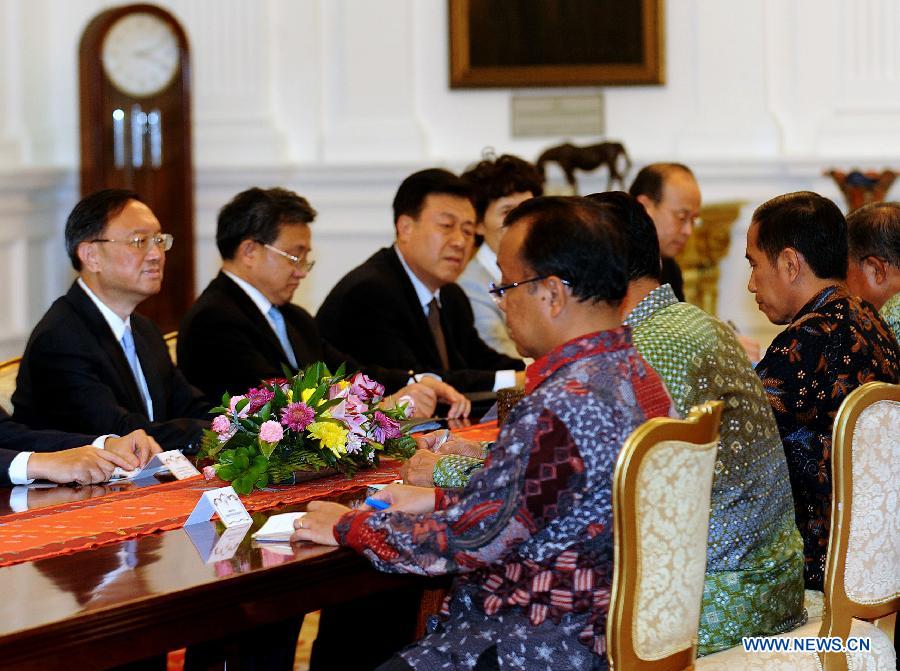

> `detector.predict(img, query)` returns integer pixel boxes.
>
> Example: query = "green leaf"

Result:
[209,406,228,415]
[235,398,250,414]
[234,452,250,471]
[233,474,254,495]
[258,440,277,459]
[217,465,237,481]
[221,391,231,407]
[259,402,271,421]
[255,473,269,489]
[333,362,346,378]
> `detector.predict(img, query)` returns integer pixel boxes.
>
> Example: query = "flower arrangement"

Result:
[198,363,417,494]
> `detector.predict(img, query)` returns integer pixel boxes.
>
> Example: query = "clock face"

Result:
[101,13,179,97]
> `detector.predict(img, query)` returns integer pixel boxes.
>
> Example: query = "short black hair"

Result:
[752,191,848,280]
[65,188,144,270]
[628,162,695,202]
[846,202,900,267]
[216,187,317,260]
[461,154,544,221]
[392,168,473,227]
[586,191,661,282]
[504,196,628,305]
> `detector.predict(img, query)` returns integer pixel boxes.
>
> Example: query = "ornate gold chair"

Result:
[0,356,21,415]
[163,331,177,365]
[606,401,723,670]
[695,381,899,670]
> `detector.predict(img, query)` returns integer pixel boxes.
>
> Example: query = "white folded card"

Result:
[111,450,200,481]
[185,485,252,528]
[184,520,250,563]
[251,512,306,542]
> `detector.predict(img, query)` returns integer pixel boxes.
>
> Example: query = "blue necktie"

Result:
[268,305,298,370]
[121,325,154,420]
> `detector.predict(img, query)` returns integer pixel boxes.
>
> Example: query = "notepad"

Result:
[251,512,306,542]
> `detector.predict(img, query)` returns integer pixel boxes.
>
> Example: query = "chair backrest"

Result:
[163,331,177,365]
[0,356,21,415]
[819,381,900,669]
[607,401,723,671]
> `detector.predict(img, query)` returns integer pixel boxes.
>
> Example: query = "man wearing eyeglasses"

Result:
[12,189,210,451]
[178,187,469,418]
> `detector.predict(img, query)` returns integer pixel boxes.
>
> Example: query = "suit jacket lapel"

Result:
[216,273,292,368]
[66,282,147,415]
[380,248,445,369]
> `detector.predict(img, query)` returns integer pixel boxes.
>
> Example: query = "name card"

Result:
[184,520,250,563]
[111,450,201,481]
[185,486,252,528]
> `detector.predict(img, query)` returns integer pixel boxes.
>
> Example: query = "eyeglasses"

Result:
[263,243,315,272]
[488,275,571,304]
[90,233,174,252]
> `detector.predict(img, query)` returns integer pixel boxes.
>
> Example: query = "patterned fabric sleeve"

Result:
[334,406,584,577]
[433,454,486,488]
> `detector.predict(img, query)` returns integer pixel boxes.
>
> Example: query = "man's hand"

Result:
[290,500,351,545]
[416,377,471,418]
[415,430,483,458]
[363,483,436,515]
[399,449,441,486]
[105,430,162,470]
[736,334,761,364]
[27,447,134,484]
[384,382,437,418]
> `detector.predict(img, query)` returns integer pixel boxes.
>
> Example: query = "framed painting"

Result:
[449,0,664,88]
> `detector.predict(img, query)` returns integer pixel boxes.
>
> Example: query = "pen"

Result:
[364,497,391,511]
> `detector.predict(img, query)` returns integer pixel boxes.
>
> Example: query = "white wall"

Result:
[0,0,897,359]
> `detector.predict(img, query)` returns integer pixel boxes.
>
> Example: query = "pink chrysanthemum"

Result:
[211,415,231,434]
[280,402,315,432]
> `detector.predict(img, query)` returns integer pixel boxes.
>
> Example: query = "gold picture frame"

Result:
[449,0,664,88]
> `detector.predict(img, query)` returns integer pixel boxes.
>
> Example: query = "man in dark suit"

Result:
[316,169,525,393]
[12,189,210,451]
[0,409,159,486]
[178,187,469,417]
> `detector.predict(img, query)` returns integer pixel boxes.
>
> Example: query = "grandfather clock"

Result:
[79,4,193,333]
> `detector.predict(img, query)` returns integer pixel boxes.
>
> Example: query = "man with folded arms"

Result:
[747,191,899,590]
[13,189,210,450]
[294,196,674,670]
[316,168,525,393]
[178,187,468,418]
[845,201,900,341]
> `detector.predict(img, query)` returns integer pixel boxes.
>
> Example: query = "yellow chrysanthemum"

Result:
[286,389,293,402]
[301,388,315,404]
[307,421,348,457]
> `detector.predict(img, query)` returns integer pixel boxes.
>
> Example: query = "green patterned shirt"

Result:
[881,291,900,343]
[625,284,805,655]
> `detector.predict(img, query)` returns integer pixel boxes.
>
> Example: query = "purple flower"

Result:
[259,420,284,444]
[370,411,401,443]
[281,402,315,432]
[246,387,275,413]
[349,372,385,402]
[345,433,364,454]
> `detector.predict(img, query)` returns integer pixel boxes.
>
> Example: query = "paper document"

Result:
[252,512,306,542]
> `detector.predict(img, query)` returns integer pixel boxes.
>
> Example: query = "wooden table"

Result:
[0,481,429,670]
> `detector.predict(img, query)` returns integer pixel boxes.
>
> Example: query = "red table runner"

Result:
[0,462,402,568]
[0,421,499,568]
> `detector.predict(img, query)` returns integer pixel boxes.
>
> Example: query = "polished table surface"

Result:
[0,479,431,670]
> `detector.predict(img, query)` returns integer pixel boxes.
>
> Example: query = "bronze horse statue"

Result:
[536,141,632,192]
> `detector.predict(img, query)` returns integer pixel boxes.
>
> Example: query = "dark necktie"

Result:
[427,298,450,370]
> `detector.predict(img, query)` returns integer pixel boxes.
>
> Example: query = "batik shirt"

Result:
[335,327,674,671]
[757,285,900,590]
[881,291,900,343]
[624,284,806,655]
